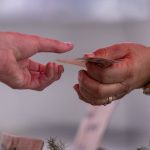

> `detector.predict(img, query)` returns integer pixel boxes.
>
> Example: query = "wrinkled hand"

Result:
[74,43,150,105]
[0,32,73,90]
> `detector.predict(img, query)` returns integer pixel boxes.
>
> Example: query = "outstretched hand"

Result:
[0,32,73,90]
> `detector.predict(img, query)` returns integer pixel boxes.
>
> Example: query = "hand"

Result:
[74,43,150,105]
[0,32,73,90]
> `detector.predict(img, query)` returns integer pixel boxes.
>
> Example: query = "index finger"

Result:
[9,32,73,59]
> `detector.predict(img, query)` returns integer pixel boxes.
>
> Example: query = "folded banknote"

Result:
[57,57,117,68]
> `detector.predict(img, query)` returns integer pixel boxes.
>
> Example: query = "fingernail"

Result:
[84,53,95,58]
[64,42,73,48]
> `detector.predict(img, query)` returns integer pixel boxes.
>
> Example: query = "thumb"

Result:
[85,43,130,60]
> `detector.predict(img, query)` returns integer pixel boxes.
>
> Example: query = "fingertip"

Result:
[84,53,95,58]
[64,42,74,47]
[47,62,53,69]
[58,65,64,74]
[64,42,74,51]
[78,70,86,79]
[73,84,79,91]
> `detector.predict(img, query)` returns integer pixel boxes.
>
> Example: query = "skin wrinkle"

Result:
[79,72,98,97]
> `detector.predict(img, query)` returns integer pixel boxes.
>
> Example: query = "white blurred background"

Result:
[1,0,150,149]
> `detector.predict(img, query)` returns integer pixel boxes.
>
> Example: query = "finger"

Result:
[93,92,127,106]
[90,43,130,60]
[57,65,64,80]
[11,32,73,59]
[27,59,46,72]
[22,61,64,90]
[39,62,61,88]
[74,84,108,106]
[45,62,63,81]
[26,62,58,90]
[86,60,130,84]
[74,84,95,105]
[74,84,86,100]
[78,70,129,99]
[114,91,127,100]
[78,84,126,106]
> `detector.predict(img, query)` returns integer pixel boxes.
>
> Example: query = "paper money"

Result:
[57,57,117,68]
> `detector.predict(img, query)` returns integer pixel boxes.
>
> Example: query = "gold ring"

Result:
[104,96,114,106]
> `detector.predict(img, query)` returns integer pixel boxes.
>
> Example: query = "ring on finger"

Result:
[104,96,116,106]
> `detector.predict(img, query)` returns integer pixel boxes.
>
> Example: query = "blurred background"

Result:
[1,0,150,149]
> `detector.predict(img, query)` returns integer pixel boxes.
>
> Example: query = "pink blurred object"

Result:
[73,102,118,150]
[0,133,44,150]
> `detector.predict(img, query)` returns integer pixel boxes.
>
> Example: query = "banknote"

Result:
[57,57,117,68]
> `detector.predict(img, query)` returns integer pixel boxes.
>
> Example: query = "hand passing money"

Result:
[57,52,150,105]
[57,56,118,106]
